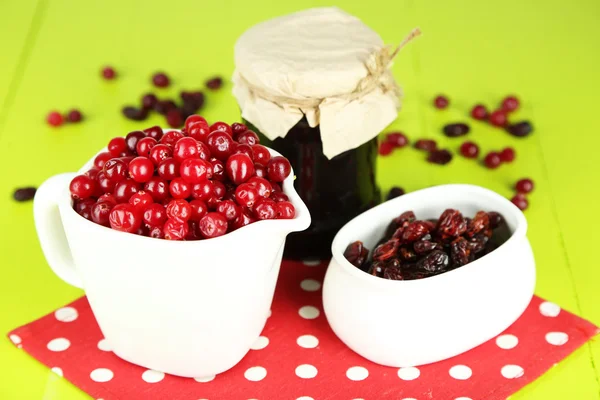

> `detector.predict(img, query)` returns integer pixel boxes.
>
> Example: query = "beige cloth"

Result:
[232,7,417,159]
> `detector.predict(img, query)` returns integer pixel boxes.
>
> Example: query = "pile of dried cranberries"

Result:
[68,115,295,240]
[344,208,510,280]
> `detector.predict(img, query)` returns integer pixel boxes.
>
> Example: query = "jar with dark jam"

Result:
[246,119,381,259]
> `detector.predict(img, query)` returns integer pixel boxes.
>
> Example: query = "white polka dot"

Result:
[303,260,321,266]
[142,369,164,383]
[501,364,524,379]
[449,365,472,380]
[54,307,78,322]
[455,398,473,400]
[346,366,369,381]
[296,335,319,348]
[299,306,320,319]
[97,338,111,352]
[397,367,420,380]
[539,301,561,317]
[9,334,21,345]
[193,375,215,383]
[244,366,267,381]
[295,364,318,379]
[401,398,417,400]
[90,368,114,382]
[51,367,63,377]
[47,338,70,352]
[297,397,315,400]
[545,332,569,346]
[496,334,519,349]
[250,336,269,350]
[300,279,321,292]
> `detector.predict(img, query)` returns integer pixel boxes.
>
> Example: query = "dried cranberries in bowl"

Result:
[343,208,511,280]
[69,116,296,240]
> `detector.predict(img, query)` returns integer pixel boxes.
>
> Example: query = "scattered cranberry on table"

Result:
[515,178,534,194]
[500,147,516,162]
[66,109,83,123]
[344,208,510,280]
[471,104,488,120]
[507,121,533,137]
[511,194,529,211]
[69,116,295,240]
[378,141,394,156]
[433,95,449,109]
[427,149,453,165]
[489,110,508,127]
[414,139,437,152]
[443,123,470,137]
[386,187,405,200]
[460,141,479,158]
[501,96,520,112]
[484,151,502,169]
[46,111,63,127]
[206,76,223,90]
[152,72,170,88]
[385,132,409,148]
[101,66,116,80]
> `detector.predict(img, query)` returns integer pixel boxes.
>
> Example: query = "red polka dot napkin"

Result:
[7,260,599,400]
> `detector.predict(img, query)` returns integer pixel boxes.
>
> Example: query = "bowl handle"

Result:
[33,173,83,289]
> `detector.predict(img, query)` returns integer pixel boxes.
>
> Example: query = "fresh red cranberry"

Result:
[166,199,192,223]
[251,145,271,165]
[254,163,267,179]
[173,137,199,162]
[114,179,139,203]
[157,158,179,180]
[237,130,260,146]
[46,111,63,127]
[414,139,437,151]
[136,137,157,157]
[163,218,188,240]
[141,93,158,110]
[69,175,96,199]
[185,221,202,240]
[101,66,116,80]
[144,177,169,202]
[515,178,534,194]
[209,121,232,136]
[266,156,291,183]
[190,199,208,221]
[235,183,259,209]
[270,182,282,193]
[489,110,508,127]
[143,125,164,141]
[471,104,488,120]
[74,198,95,220]
[199,212,228,238]
[169,177,191,199]
[206,195,220,210]
[108,137,128,157]
[180,158,212,184]
[159,130,184,148]
[152,72,170,88]
[149,144,173,166]
[247,177,272,198]
[125,131,146,153]
[191,180,214,201]
[85,168,100,180]
[143,203,167,227]
[386,132,409,148]
[460,141,480,158]
[511,194,528,210]
[212,181,226,200]
[185,115,206,131]
[484,152,502,169]
[215,200,240,221]
[226,153,255,184]
[378,141,394,156]
[502,96,520,112]
[434,95,449,109]
[231,122,248,139]
[196,141,212,161]
[276,201,296,219]
[254,198,277,220]
[109,203,142,233]
[231,210,256,230]
[96,171,116,194]
[166,109,184,128]
[94,152,112,169]
[209,158,225,181]
[233,143,253,160]
[148,226,164,239]
[128,157,154,183]
[270,192,289,202]
[91,201,113,226]
[206,131,235,161]
[129,190,153,210]
[98,193,117,206]
[66,109,83,123]
[205,76,223,90]
[500,147,516,162]
[188,120,211,143]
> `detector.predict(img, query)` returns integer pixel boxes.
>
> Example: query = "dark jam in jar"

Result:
[246,118,381,259]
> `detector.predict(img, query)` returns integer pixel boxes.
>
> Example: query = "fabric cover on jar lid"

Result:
[232,7,420,159]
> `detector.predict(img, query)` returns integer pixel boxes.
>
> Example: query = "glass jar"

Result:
[246,118,381,259]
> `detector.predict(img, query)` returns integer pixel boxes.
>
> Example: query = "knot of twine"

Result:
[239,27,421,110]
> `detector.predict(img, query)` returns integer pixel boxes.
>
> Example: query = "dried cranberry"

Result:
[450,237,472,268]
[416,250,449,273]
[413,240,439,255]
[443,123,470,137]
[414,139,437,151]
[372,239,399,261]
[206,76,223,90]
[465,211,490,238]
[397,221,431,243]
[383,266,405,280]
[122,106,148,121]
[386,187,405,200]
[368,262,385,277]
[427,149,453,165]
[471,104,488,120]
[487,211,504,229]
[13,187,37,202]
[433,95,449,109]
[166,109,184,128]
[344,241,369,269]
[436,209,467,240]
[511,194,529,210]
[398,245,417,262]
[154,100,177,115]
[515,178,534,194]
[460,141,479,158]
[507,121,533,137]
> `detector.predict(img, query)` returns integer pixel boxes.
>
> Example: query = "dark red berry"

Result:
[166,109,184,128]
[247,177,272,198]
[144,177,169,202]
[66,109,83,123]
[195,141,211,161]
[434,95,449,109]
[215,200,240,222]
[251,145,271,165]
[226,153,255,184]
[414,139,437,151]
[460,141,479,158]
[235,183,259,209]
[141,93,158,110]
[206,76,223,90]
[75,198,95,220]
[207,130,235,161]
[191,180,214,201]
[386,187,405,200]
[378,141,394,156]
[96,171,116,194]
[173,137,199,162]
[129,190,153,210]
[169,177,192,199]
[180,158,212,184]
[159,130,184,148]
[427,149,453,165]
[209,158,226,181]
[471,104,488,120]
[212,181,226,200]
[237,130,260,146]
[507,121,533,137]
[153,100,177,115]
[157,158,180,180]
[209,121,232,136]
[108,137,128,157]
[143,203,167,227]
[190,199,208,221]
[97,193,117,206]
[231,122,248,139]
[109,204,142,233]
[69,175,96,199]
[122,106,148,121]
[199,212,228,238]
[114,179,139,203]
[511,194,528,211]
[515,178,534,194]
[254,198,277,220]
[125,131,146,153]
[166,199,192,223]
[149,226,164,239]
[484,152,502,169]
[443,123,470,137]
[489,110,507,127]
[85,168,100,181]
[270,192,289,202]
[501,96,520,112]
[94,152,112,169]
[231,210,256,230]
[500,147,516,162]
[91,201,114,226]
[101,66,116,79]
[233,143,253,160]
[152,72,170,88]
[143,126,163,141]
[128,157,154,183]
[163,218,188,240]
[266,156,291,183]
[188,120,211,143]
[149,144,173,166]
[136,137,158,157]
[276,201,296,219]
[386,132,409,148]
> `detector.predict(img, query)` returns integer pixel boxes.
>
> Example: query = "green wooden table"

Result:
[1,0,599,398]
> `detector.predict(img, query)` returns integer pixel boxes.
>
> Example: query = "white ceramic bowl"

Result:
[33,135,311,378]
[322,184,535,367]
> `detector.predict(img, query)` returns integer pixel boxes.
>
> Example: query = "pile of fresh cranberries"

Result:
[68,115,295,240]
